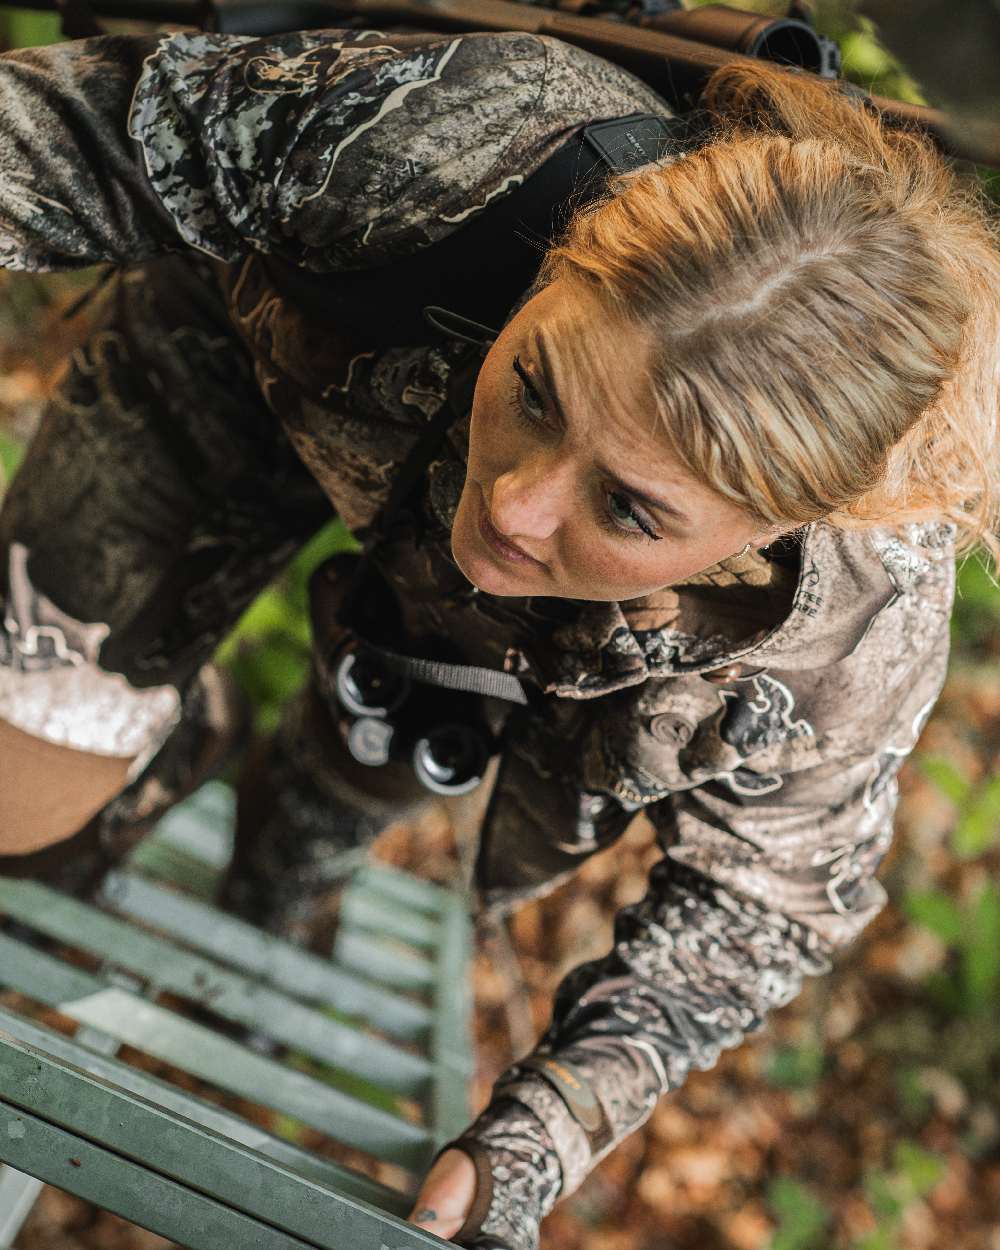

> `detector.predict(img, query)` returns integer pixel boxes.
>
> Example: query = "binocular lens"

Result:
[331,640,493,793]
[412,725,488,796]
[335,648,411,718]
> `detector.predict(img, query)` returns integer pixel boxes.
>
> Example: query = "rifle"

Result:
[8,0,1000,168]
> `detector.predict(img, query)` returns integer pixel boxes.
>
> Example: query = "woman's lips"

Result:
[478,495,542,566]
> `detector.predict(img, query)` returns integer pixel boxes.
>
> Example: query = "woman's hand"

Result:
[407,1097,562,1249]
[408,1148,478,1242]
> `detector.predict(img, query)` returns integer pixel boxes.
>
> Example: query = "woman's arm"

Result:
[438,529,956,1250]
[439,751,908,1249]
[0,31,199,269]
[0,25,549,273]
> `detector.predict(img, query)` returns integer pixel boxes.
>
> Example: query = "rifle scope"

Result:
[4,0,998,168]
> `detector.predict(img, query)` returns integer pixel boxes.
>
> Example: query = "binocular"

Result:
[328,638,495,796]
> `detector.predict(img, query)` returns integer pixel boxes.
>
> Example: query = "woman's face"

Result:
[451,279,784,601]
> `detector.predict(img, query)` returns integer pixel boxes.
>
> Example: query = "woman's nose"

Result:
[488,454,571,542]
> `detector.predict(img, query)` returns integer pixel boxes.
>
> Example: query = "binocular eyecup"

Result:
[330,639,493,796]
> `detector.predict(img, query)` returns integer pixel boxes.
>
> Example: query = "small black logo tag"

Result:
[583,113,679,174]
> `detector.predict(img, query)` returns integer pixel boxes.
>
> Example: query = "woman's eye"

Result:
[608,492,639,528]
[507,354,661,544]
[606,491,662,542]
[511,355,546,422]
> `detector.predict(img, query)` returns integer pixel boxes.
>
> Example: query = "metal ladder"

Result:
[0,781,473,1249]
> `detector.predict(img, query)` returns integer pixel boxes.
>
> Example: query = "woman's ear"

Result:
[754,523,792,549]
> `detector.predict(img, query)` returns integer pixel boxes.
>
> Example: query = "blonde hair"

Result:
[532,61,1000,571]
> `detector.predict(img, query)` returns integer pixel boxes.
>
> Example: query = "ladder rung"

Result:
[0,934,432,1171]
[102,871,433,1043]
[0,1007,403,1215]
[0,879,432,1099]
[339,885,441,951]
[0,1029,440,1249]
[334,931,436,994]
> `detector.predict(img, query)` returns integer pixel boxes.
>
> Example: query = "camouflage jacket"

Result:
[0,25,957,1246]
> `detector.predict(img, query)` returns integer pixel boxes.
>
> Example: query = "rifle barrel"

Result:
[4,0,997,167]
[7,0,201,18]
[334,0,1000,168]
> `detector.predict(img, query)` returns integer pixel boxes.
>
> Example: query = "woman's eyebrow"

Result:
[534,332,693,528]
[534,331,570,432]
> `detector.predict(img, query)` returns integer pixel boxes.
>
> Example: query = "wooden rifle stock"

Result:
[327,0,1000,168]
[7,0,999,167]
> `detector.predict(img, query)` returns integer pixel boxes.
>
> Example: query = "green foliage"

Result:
[0,7,62,50]
[287,1050,401,1116]
[914,753,970,808]
[765,1041,826,1089]
[951,549,1000,652]
[764,1047,943,1243]
[837,16,927,104]
[979,165,1000,206]
[951,777,1000,859]
[903,879,1000,1017]
[885,877,1000,1096]
[270,1112,310,1146]
[766,1176,832,1250]
[214,519,359,734]
[962,880,1000,1008]
[852,1231,896,1250]
[893,1139,946,1197]
[914,751,1000,859]
[0,427,24,486]
[851,1141,945,1249]
[892,1066,933,1126]
[901,887,964,945]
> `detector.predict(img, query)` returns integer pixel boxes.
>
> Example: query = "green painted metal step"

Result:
[101,870,434,1042]
[0,779,474,1249]
[0,878,433,1098]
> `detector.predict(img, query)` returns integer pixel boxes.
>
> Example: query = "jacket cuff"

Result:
[496,1038,667,1197]
[443,1097,562,1250]
[493,1065,597,1197]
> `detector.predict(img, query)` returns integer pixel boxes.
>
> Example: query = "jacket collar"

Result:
[425,339,901,698]
[523,521,901,697]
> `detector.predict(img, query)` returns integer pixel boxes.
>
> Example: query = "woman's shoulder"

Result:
[311,26,677,269]
[128,25,674,269]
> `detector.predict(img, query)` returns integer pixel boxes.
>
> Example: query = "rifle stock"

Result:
[4,0,998,167]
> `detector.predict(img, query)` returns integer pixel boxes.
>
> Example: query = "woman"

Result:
[0,19,998,1250]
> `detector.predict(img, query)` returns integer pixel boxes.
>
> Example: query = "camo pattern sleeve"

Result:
[464,528,957,1217]
[0,26,536,269]
[126,27,551,269]
[1,23,673,273]
[0,32,177,269]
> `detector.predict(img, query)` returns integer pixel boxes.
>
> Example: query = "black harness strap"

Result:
[306,112,711,704]
[262,110,711,346]
[367,645,530,705]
